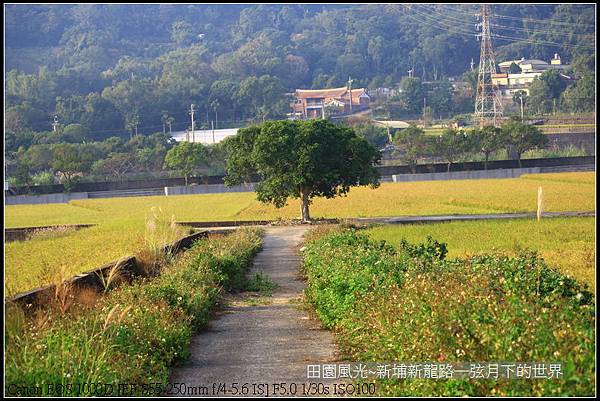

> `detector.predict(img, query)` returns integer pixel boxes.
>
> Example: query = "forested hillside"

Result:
[5,4,596,138]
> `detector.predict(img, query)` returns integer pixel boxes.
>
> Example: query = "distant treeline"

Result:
[5,4,595,136]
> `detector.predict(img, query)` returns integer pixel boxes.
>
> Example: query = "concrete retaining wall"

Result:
[8,156,595,196]
[378,155,595,176]
[5,230,216,310]
[165,183,256,196]
[5,224,96,242]
[9,174,259,196]
[4,192,89,205]
[392,167,542,182]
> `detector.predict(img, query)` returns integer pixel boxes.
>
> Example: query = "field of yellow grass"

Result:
[4,172,595,294]
[367,217,596,291]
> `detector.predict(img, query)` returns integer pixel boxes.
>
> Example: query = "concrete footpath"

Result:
[169,226,340,397]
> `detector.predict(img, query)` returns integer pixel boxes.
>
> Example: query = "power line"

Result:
[416,5,595,41]
[409,5,477,35]
[405,6,478,38]
[490,23,596,39]
[414,4,477,24]
[490,12,595,29]
[490,33,595,50]
[411,5,595,51]
[419,4,480,18]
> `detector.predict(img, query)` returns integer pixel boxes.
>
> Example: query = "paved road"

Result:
[169,226,340,397]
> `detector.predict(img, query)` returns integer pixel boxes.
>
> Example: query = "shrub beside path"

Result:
[170,226,339,396]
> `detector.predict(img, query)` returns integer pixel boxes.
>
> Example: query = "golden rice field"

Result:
[366,217,596,292]
[4,172,595,294]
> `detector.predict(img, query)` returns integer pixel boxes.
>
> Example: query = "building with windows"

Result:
[289,86,370,119]
[498,54,568,74]
[493,54,572,100]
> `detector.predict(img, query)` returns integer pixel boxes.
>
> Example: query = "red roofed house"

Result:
[290,86,370,119]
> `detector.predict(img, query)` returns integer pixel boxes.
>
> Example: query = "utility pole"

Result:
[519,94,524,123]
[347,77,353,114]
[474,4,503,127]
[189,104,196,142]
[167,117,174,136]
[211,120,215,144]
[52,115,60,132]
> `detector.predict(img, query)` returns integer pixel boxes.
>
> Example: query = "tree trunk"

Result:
[300,187,311,223]
[484,153,489,170]
[447,161,451,173]
[184,175,188,186]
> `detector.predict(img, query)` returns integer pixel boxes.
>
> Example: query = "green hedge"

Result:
[302,228,595,396]
[5,228,262,396]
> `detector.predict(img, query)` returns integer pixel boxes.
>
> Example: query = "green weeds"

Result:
[4,228,263,396]
[245,272,278,295]
[302,228,595,396]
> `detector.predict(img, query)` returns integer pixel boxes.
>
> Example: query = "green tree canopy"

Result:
[163,141,208,185]
[528,70,567,114]
[92,152,136,180]
[561,73,595,113]
[25,144,55,172]
[509,62,521,74]
[5,102,48,132]
[399,77,425,114]
[502,121,549,167]
[427,81,453,117]
[51,143,95,189]
[512,90,528,111]
[431,128,470,172]
[351,122,389,149]
[393,125,429,173]
[223,119,380,222]
[61,123,89,143]
[171,20,195,46]
[470,125,509,169]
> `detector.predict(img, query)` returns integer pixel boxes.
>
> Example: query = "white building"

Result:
[171,128,239,144]
[498,54,568,74]
[493,54,572,99]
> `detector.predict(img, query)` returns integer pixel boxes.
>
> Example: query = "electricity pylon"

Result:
[475,4,503,127]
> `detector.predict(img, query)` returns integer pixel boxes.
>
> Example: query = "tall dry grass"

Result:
[136,207,187,276]
[27,225,78,241]
[95,257,128,294]
[4,228,263,395]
